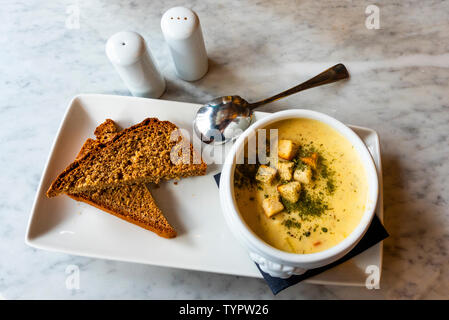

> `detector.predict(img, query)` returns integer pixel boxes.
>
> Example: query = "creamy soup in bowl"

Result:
[234,118,368,254]
[219,109,378,278]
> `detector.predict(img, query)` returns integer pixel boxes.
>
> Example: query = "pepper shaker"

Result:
[106,31,166,98]
[161,7,208,81]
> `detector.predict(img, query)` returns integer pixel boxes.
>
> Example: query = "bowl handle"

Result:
[249,252,307,279]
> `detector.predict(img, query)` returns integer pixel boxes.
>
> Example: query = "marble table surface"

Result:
[1,0,448,299]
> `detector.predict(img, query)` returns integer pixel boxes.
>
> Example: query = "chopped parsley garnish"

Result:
[291,145,338,195]
[292,157,307,171]
[281,189,329,217]
[292,145,316,171]
[326,180,336,194]
[283,219,301,229]
[234,163,259,189]
[318,154,336,195]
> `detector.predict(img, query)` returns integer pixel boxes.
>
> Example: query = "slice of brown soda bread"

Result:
[46,118,207,197]
[67,119,177,238]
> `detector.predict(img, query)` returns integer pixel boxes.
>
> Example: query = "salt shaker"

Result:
[105,31,166,98]
[161,7,208,81]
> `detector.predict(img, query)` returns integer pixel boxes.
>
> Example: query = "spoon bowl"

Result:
[193,96,253,144]
[193,64,349,144]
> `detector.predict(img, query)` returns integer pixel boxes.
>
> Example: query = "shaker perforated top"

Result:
[161,7,200,40]
[105,31,147,66]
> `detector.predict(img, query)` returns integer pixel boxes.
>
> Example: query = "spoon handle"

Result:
[248,63,349,110]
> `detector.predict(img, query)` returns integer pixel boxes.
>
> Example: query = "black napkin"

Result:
[214,173,389,295]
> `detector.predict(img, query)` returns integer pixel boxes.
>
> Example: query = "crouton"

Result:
[262,196,284,217]
[278,139,297,160]
[293,166,313,184]
[277,181,301,203]
[300,152,318,170]
[277,161,294,181]
[255,165,277,184]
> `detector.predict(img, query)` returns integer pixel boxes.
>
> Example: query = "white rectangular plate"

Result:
[26,94,384,286]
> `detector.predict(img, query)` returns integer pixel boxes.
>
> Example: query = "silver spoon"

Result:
[193,63,349,144]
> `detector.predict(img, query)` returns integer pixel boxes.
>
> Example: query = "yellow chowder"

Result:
[233,118,368,254]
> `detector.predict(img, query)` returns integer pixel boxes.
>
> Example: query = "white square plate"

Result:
[26,94,384,286]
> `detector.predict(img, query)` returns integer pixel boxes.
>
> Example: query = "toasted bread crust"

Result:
[66,119,177,238]
[67,192,177,238]
[94,119,119,143]
[48,119,157,197]
[76,138,100,160]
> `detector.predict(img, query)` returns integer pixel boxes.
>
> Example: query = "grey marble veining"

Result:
[0,0,448,299]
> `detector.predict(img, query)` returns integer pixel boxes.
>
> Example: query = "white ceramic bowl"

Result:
[219,109,379,278]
